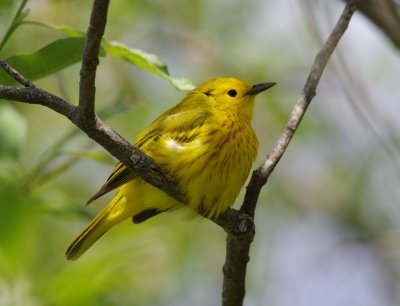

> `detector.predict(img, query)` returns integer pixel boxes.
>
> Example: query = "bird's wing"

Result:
[86,108,211,205]
[135,109,211,148]
[86,162,137,204]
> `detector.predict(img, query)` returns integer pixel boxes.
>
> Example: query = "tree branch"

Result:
[221,2,357,306]
[0,0,189,209]
[0,83,188,205]
[0,59,36,88]
[78,0,110,120]
[0,83,76,119]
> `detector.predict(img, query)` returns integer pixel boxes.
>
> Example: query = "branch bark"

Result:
[0,76,187,206]
[0,0,188,207]
[78,0,110,120]
[221,2,357,306]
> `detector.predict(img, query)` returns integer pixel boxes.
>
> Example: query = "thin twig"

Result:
[0,85,76,118]
[221,2,357,306]
[26,93,129,187]
[0,0,28,51]
[0,59,36,88]
[244,1,357,217]
[78,0,110,120]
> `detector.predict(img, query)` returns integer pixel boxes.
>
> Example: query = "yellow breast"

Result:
[150,114,258,218]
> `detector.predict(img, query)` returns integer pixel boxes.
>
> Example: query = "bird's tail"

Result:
[66,193,132,260]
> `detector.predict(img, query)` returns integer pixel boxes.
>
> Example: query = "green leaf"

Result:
[103,41,194,91]
[0,37,105,85]
[22,21,85,37]
[24,21,195,91]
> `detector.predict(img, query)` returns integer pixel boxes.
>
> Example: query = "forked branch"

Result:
[221,2,357,306]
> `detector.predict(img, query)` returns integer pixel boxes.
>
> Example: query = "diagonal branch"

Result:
[243,1,357,217]
[241,3,355,219]
[0,80,192,209]
[221,2,357,306]
[0,0,186,210]
[0,59,36,88]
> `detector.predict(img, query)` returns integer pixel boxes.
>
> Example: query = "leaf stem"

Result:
[0,0,29,52]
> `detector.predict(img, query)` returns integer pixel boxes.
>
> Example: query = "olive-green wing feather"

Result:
[86,163,137,204]
[87,107,211,205]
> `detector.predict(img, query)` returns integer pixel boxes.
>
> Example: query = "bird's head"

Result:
[192,77,276,121]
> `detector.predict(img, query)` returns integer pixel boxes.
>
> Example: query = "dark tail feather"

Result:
[132,209,164,224]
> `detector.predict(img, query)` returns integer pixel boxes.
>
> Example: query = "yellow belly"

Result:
[138,122,258,218]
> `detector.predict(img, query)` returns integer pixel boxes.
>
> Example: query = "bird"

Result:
[66,77,275,260]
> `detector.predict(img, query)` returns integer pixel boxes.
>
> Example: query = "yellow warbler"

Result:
[66,77,275,260]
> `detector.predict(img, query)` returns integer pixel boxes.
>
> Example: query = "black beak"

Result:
[245,82,276,96]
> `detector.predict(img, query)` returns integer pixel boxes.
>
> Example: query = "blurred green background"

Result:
[1,0,400,305]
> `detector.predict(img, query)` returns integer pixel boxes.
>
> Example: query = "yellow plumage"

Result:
[66,77,275,260]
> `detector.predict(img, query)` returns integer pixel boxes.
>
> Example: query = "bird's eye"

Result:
[227,89,237,98]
